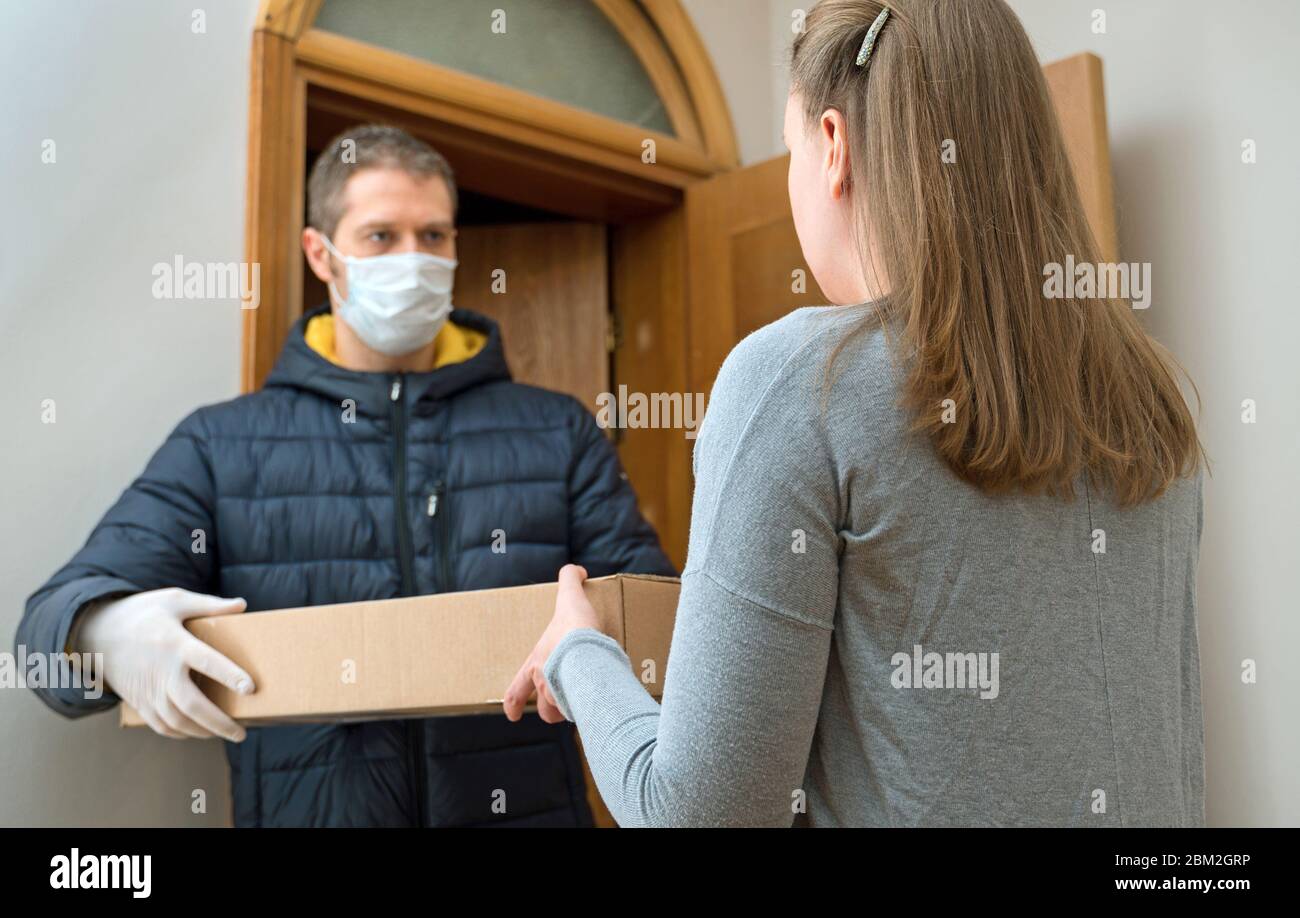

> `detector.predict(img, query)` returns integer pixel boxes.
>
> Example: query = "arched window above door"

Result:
[314,0,677,136]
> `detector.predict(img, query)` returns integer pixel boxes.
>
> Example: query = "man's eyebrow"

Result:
[355,219,455,232]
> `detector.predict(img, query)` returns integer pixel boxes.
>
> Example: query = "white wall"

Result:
[0,0,260,826]
[680,0,781,165]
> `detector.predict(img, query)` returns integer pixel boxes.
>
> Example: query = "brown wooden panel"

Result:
[305,86,683,224]
[243,30,307,393]
[728,219,822,340]
[453,223,609,413]
[1043,52,1119,262]
[611,209,692,571]
[684,153,826,400]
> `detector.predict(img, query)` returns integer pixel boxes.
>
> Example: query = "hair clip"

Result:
[855,7,891,68]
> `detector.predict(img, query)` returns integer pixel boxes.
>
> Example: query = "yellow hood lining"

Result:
[304,312,487,369]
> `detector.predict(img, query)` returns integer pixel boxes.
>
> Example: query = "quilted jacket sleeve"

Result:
[15,408,220,718]
[565,402,677,578]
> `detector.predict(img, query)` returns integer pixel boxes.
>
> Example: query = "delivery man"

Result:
[16,124,675,827]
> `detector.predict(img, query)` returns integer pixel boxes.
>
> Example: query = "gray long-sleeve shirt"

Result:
[544,304,1205,827]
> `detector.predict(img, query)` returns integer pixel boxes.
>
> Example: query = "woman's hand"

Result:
[503,564,601,724]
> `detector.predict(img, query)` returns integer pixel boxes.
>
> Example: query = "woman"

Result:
[505,0,1206,827]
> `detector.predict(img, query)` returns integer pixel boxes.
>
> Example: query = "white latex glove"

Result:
[75,588,254,742]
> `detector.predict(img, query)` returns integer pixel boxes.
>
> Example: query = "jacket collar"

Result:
[263,303,512,416]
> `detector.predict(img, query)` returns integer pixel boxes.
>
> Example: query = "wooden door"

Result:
[684,154,828,405]
[685,52,1118,400]
[453,222,609,412]
[1042,53,1118,263]
[454,220,618,828]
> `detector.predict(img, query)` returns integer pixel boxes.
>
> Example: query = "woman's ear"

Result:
[820,108,852,201]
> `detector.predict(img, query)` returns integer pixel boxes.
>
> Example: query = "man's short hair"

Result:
[307,124,458,239]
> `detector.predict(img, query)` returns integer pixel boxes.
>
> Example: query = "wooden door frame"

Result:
[242,0,739,392]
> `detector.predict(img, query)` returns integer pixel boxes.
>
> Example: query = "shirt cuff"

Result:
[542,627,631,721]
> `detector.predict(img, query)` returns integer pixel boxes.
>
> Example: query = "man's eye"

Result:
[424,231,445,243]
[368,231,390,242]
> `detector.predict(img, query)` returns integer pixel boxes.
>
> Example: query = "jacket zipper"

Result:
[390,375,427,828]
[427,479,452,593]
[390,377,417,596]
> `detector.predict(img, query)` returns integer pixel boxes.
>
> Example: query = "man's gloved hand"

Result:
[75,588,254,742]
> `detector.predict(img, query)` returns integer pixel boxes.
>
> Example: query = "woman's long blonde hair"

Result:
[792,0,1203,506]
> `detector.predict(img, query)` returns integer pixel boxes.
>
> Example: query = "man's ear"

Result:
[302,227,336,285]
[820,108,851,201]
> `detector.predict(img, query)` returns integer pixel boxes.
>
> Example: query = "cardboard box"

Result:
[120,573,677,727]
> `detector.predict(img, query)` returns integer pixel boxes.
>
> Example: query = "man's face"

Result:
[306,166,457,303]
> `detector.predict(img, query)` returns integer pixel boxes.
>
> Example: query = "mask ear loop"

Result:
[319,234,350,309]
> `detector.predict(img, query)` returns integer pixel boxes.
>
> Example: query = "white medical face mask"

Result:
[321,235,457,357]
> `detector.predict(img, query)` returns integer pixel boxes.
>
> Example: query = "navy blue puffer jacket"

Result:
[17,304,675,827]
